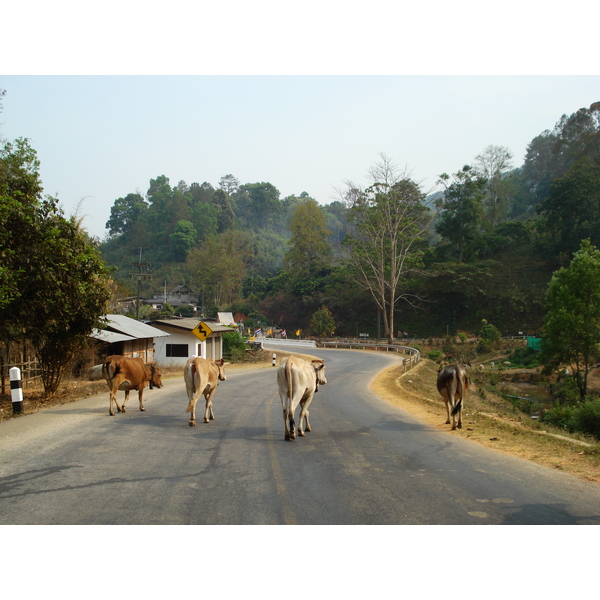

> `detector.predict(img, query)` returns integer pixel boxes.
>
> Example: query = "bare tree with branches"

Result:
[339,154,436,343]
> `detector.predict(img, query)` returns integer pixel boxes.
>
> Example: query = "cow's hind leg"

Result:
[298,396,313,436]
[121,390,130,413]
[109,389,124,415]
[204,390,216,423]
[187,397,199,426]
[138,388,146,412]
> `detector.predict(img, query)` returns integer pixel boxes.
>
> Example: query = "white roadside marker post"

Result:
[10,366,23,415]
[272,353,276,367]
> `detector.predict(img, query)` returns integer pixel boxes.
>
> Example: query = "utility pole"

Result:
[129,248,152,320]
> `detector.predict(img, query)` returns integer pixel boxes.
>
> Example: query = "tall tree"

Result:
[435,165,486,262]
[105,192,147,236]
[537,157,600,258]
[541,239,600,399]
[1,137,111,393]
[473,145,514,229]
[342,154,433,343]
[284,197,331,276]
[218,174,240,196]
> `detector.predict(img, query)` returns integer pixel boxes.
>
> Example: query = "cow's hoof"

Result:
[109,412,114,416]
[299,431,305,437]
[204,418,209,423]
[457,423,462,429]
[189,420,196,427]
[140,408,146,412]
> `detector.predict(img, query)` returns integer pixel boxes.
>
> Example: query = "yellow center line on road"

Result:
[266,391,297,525]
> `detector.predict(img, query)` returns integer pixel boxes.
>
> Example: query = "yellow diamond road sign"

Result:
[192,321,213,342]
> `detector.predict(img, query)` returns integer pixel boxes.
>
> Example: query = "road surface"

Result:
[1,347,599,524]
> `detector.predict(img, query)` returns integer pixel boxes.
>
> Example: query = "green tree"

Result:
[537,157,600,258]
[284,197,331,276]
[342,154,433,343]
[105,192,147,236]
[310,305,335,339]
[240,182,282,230]
[212,188,236,232]
[541,239,600,399]
[0,137,111,393]
[169,220,198,261]
[436,166,486,262]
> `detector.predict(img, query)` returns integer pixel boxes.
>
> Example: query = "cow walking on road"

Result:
[436,363,470,430]
[277,356,327,441]
[102,355,163,416]
[184,357,228,427]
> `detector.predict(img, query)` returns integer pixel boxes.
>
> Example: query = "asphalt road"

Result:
[1,347,599,524]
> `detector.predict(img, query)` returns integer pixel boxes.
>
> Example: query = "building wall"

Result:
[152,325,224,366]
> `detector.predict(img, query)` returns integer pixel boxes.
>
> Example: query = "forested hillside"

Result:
[100,102,600,338]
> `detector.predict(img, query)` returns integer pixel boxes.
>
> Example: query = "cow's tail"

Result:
[186,362,197,412]
[102,360,118,381]
[449,369,460,415]
[451,369,464,416]
[286,357,293,409]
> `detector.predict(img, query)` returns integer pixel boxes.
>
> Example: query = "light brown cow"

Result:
[102,355,163,416]
[184,357,229,427]
[277,356,327,441]
[436,363,470,430]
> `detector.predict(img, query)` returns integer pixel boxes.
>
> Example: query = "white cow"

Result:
[277,356,327,441]
[184,357,229,427]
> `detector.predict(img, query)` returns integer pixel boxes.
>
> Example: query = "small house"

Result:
[148,318,236,367]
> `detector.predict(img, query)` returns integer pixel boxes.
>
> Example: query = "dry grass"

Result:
[371,358,600,483]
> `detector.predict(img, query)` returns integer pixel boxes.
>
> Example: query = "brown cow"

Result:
[277,356,327,441]
[184,357,229,427]
[102,355,163,416]
[436,363,470,430]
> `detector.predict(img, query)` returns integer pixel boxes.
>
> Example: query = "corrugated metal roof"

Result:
[102,314,171,338]
[90,329,135,344]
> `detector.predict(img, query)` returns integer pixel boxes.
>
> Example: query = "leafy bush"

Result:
[509,346,540,368]
[570,399,600,439]
[542,403,575,431]
[548,375,580,405]
[223,331,247,362]
[427,349,443,361]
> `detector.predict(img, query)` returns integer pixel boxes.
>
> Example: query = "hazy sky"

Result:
[2,75,598,240]
[2,3,599,242]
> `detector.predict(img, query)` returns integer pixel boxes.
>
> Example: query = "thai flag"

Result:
[281,330,287,338]
[254,328,262,336]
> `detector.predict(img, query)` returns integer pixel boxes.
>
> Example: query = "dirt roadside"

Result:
[371,358,600,484]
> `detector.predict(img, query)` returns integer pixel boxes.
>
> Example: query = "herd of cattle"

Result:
[98,354,469,439]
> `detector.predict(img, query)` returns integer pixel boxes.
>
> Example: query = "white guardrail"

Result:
[321,341,420,372]
[258,338,420,372]
[256,337,317,348]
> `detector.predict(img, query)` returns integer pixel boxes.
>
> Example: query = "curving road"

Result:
[0,347,599,524]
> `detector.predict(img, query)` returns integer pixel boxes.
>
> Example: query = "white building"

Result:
[148,318,236,367]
